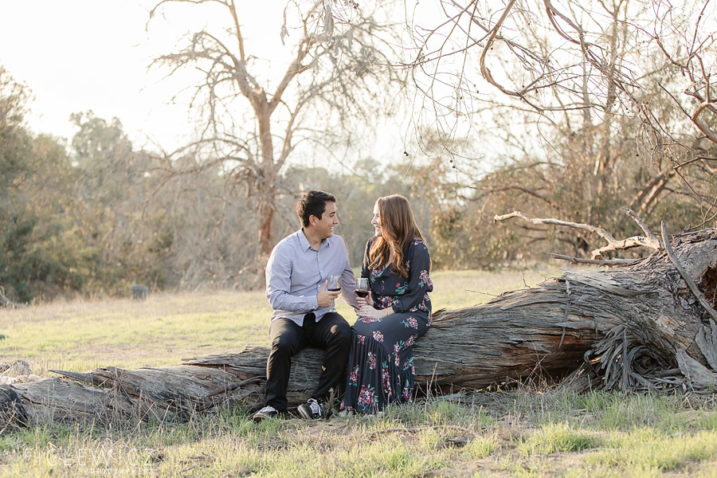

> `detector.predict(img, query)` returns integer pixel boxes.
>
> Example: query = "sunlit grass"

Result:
[518,422,599,455]
[0,290,272,373]
[588,427,717,473]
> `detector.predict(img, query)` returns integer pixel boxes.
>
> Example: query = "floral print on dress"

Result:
[402,379,412,400]
[349,365,359,386]
[381,362,391,397]
[360,316,381,324]
[372,330,384,343]
[367,352,377,370]
[402,316,419,329]
[358,384,376,407]
[376,296,393,309]
[419,269,432,288]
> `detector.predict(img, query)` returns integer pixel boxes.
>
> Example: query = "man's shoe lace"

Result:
[307,398,322,417]
[298,398,323,419]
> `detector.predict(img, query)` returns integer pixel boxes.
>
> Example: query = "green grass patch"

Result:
[518,422,598,455]
[589,427,717,473]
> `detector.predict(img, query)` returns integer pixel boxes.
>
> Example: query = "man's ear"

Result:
[308,214,318,226]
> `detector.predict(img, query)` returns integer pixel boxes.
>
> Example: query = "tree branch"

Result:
[495,210,661,259]
[494,211,617,243]
[551,254,640,266]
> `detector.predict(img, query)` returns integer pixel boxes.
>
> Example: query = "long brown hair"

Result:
[368,195,425,278]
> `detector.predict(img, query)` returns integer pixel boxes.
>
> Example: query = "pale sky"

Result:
[0,0,456,169]
[0,0,292,152]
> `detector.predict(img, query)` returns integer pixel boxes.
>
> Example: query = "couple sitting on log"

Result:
[252,190,433,422]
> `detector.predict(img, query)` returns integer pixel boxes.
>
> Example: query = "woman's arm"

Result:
[390,240,432,313]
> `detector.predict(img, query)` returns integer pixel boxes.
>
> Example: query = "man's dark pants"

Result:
[264,312,351,412]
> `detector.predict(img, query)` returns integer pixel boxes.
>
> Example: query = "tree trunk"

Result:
[2,229,715,430]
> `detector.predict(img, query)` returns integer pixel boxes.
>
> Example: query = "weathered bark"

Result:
[1,229,715,430]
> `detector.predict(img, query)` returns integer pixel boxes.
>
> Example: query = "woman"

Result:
[341,194,433,415]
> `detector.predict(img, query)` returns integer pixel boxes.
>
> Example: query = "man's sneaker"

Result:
[297,398,324,420]
[253,405,280,423]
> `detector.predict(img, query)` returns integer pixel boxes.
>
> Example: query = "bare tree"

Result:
[402,0,716,262]
[409,0,715,143]
[148,0,404,256]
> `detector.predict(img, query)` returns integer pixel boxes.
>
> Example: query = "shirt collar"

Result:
[297,229,312,251]
[297,228,331,251]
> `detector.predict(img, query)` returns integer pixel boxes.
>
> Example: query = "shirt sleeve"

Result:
[265,243,319,312]
[391,240,432,313]
[339,237,359,307]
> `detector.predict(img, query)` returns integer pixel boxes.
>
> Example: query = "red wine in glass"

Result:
[327,275,341,292]
[355,278,369,298]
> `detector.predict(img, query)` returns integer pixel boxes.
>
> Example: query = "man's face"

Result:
[311,201,339,239]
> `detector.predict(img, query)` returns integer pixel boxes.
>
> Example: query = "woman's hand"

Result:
[356,303,393,319]
[357,305,378,318]
[355,290,374,308]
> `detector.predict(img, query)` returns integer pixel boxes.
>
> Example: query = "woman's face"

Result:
[371,202,382,236]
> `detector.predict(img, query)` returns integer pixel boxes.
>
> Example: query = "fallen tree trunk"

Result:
[1,228,715,430]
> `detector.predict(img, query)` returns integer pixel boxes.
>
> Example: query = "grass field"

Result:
[1,268,717,476]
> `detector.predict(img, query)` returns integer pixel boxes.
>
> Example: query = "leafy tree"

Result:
[0,67,89,301]
[68,112,171,294]
[0,68,40,301]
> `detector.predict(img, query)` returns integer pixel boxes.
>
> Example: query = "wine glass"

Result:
[327,275,341,292]
[355,278,369,298]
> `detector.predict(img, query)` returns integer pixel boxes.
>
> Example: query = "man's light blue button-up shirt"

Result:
[265,229,357,326]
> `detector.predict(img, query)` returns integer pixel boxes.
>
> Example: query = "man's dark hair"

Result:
[296,190,336,227]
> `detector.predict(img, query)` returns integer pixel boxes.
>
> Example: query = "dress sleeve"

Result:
[391,240,432,313]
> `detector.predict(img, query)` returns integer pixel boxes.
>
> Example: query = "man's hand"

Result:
[317,280,341,308]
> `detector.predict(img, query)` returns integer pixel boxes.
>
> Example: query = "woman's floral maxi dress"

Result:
[341,237,433,414]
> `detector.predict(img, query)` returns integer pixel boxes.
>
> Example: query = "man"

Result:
[253,190,357,422]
